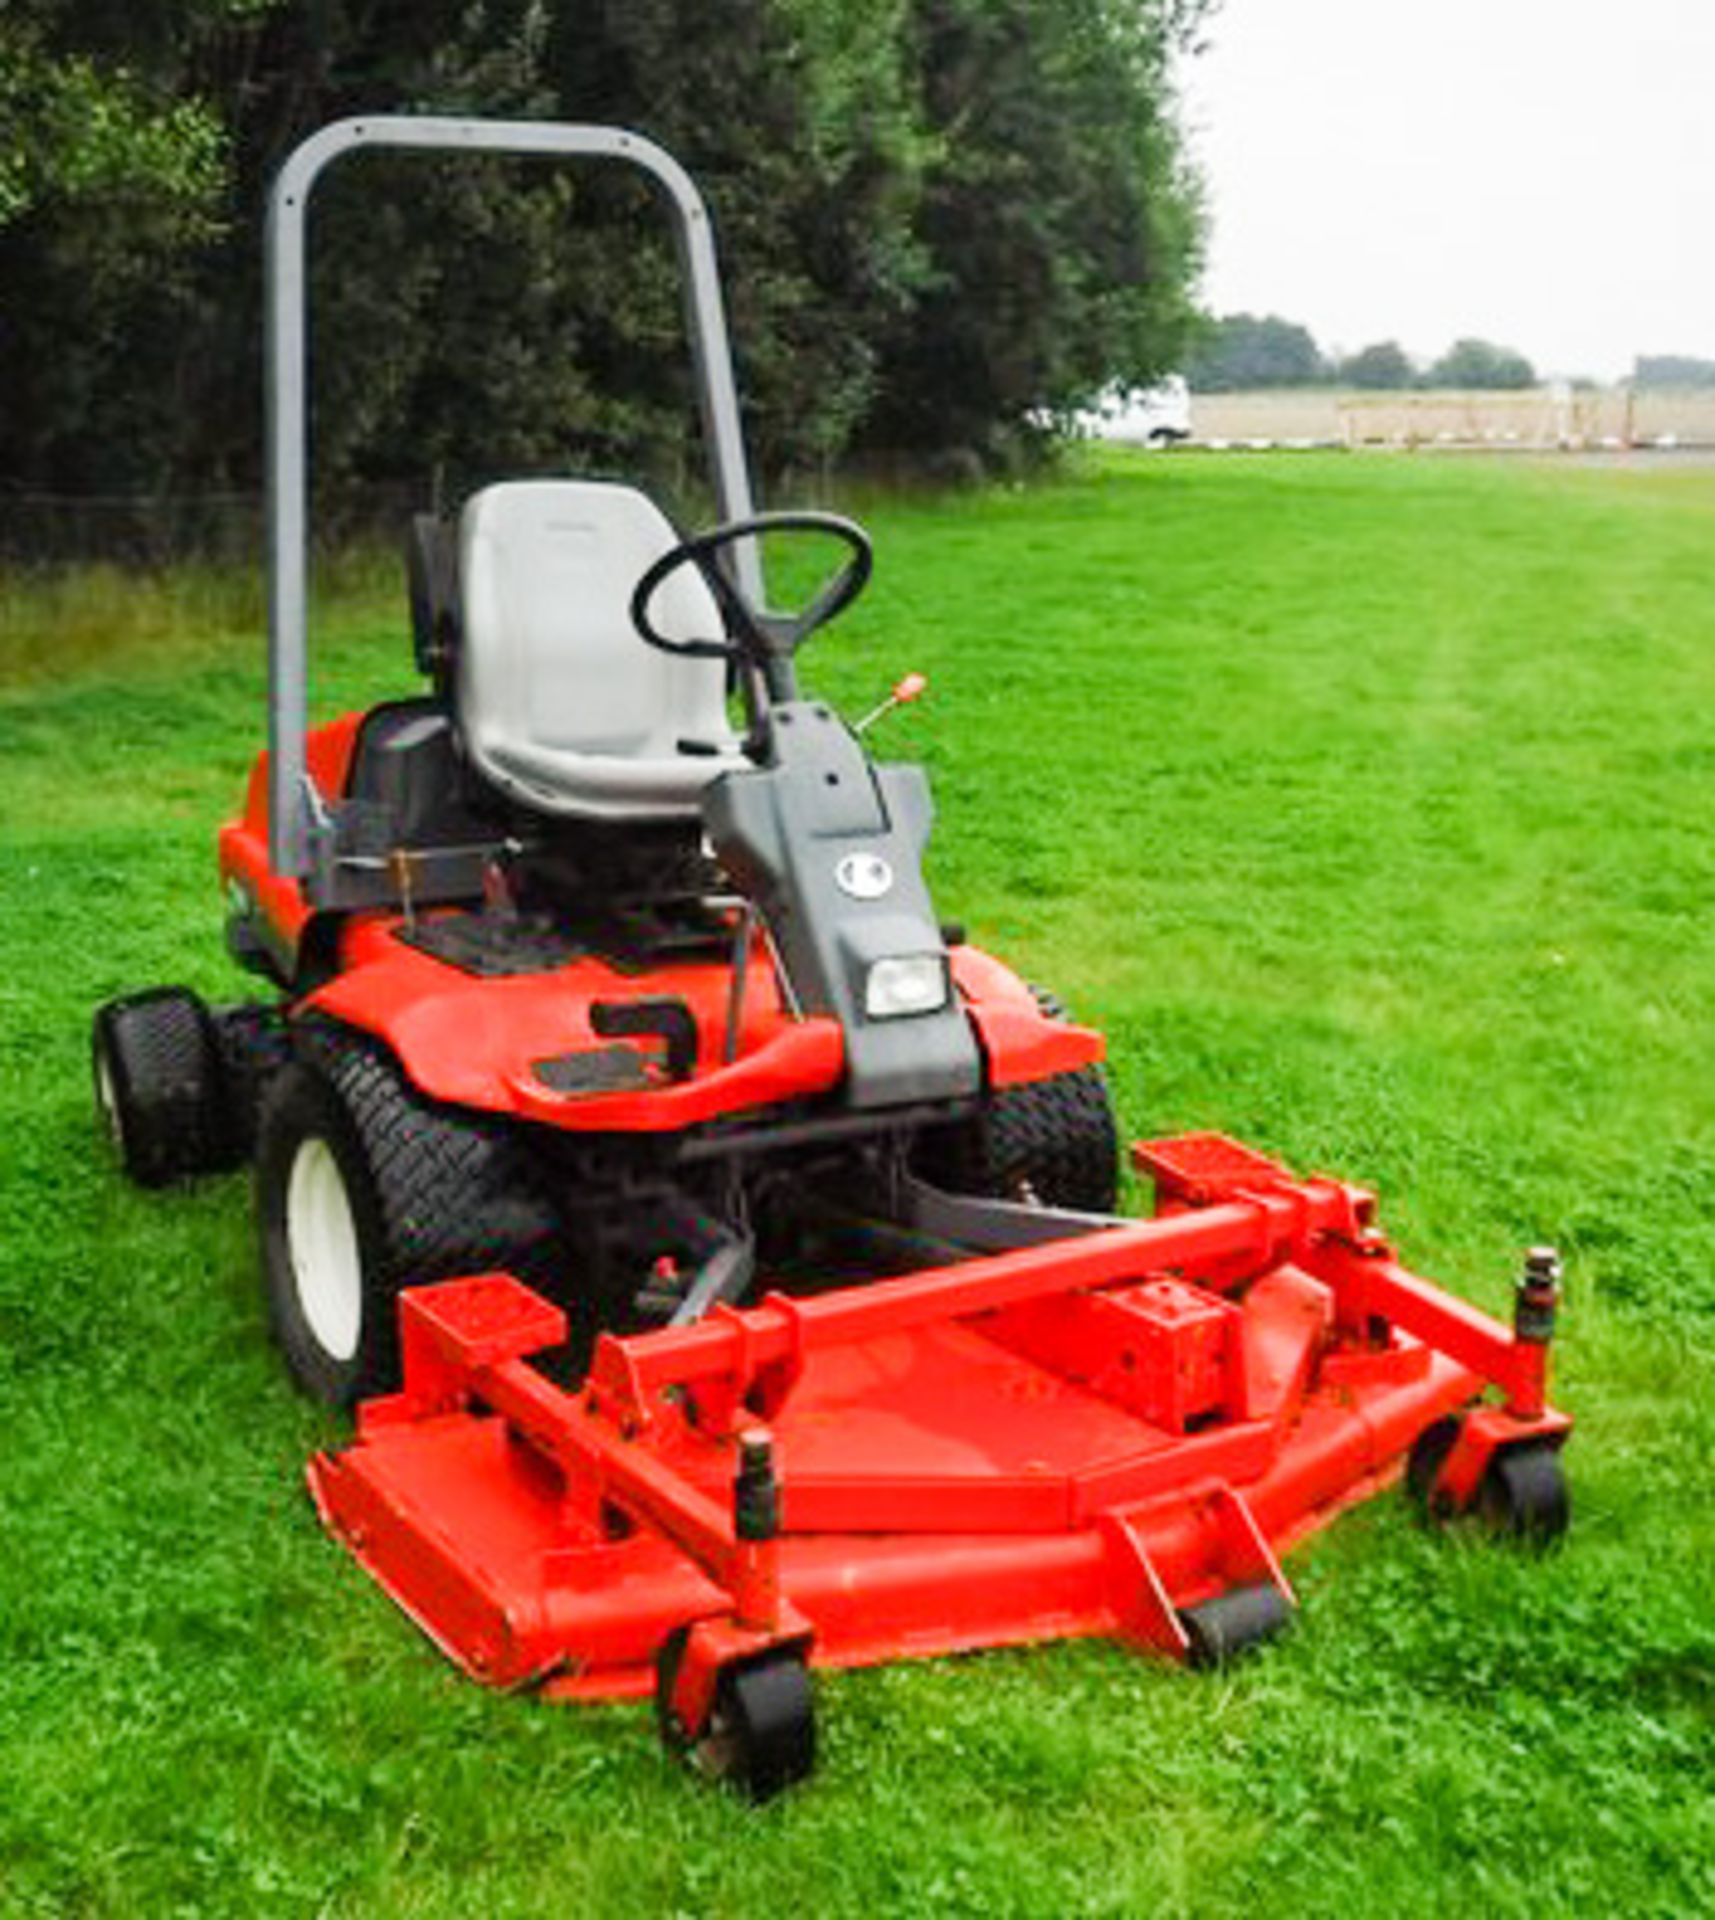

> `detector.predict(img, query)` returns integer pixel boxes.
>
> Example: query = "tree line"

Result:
[1189,313,1539,392]
[0,0,1211,513]
[1633,355,1715,388]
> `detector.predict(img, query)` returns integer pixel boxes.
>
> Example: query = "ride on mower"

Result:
[93,118,1571,1799]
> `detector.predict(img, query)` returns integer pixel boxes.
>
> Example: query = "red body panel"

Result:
[308,1134,1570,1699]
[308,918,847,1127]
[218,718,1103,1129]
[218,712,365,951]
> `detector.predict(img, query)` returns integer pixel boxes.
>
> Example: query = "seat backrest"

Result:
[455,479,740,819]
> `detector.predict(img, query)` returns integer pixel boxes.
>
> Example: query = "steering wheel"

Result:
[630,510,873,664]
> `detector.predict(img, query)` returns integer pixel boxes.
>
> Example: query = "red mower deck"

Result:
[310,1133,1569,1715]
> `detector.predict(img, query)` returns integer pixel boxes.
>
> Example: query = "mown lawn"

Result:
[2,451,1713,1916]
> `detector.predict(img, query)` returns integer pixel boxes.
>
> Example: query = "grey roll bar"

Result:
[265,116,762,878]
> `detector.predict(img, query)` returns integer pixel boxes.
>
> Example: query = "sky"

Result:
[1180,0,1715,381]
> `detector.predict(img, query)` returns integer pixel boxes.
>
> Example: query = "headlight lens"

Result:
[864,954,949,1019]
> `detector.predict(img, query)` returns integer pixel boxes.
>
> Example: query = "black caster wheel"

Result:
[1405,1413,1466,1521]
[655,1628,816,1801]
[1479,1443,1570,1549]
[1179,1581,1295,1670]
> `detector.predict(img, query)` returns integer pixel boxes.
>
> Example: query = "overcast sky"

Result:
[1181,0,1715,381]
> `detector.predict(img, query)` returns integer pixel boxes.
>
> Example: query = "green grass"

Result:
[3,452,1715,1916]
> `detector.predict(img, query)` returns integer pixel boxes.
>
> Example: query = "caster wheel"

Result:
[1479,1444,1569,1549]
[656,1628,816,1801]
[1405,1413,1464,1521]
[1179,1581,1294,1670]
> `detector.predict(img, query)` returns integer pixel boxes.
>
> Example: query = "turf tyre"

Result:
[915,986,1119,1213]
[212,1002,293,1158]
[93,987,241,1187]
[255,1025,559,1407]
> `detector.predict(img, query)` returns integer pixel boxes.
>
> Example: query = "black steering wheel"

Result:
[630,510,873,665]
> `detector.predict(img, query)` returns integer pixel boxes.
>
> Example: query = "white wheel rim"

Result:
[94,1050,123,1149]
[286,1137,363,1362]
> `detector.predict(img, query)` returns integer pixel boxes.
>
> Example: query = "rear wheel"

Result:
[914,986,1119,1213]
[92,987,241,1186]
[255,1027,561,1406]
[212,1002,293,1158]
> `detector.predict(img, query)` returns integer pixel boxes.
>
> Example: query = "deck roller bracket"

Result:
[655,1606,818,1801]
[1103,1481,1296,1664]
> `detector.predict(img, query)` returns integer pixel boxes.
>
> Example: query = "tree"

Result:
[544,0,936,478]
[1337,340,1413,389]
[1426,337,1536,390]
[1634,355,1715,388]
[0,0,1213,514]
[0,5,257,493]
[1186,313,1326,391]
[858,0,1210,461]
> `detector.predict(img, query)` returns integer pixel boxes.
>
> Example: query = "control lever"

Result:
[854,671,928,735]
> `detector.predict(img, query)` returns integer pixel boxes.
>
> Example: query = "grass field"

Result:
[3,451,1714,1916]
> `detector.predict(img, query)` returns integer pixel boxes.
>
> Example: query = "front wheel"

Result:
[255,1031,560,1406]
[912,986,1119,1213]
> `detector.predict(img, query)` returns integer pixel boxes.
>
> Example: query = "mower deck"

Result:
[309,1132,1568,1713]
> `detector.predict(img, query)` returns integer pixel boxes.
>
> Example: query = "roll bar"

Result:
[265,116,761,877]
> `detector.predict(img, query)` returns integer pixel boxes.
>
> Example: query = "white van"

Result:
[1079,374,1192,446]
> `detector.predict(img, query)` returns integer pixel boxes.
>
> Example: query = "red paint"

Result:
[304,926,849,1129]
[949,945,1104,1086]
[308,1136,1570,1699]
[218,714,367,956]
[218,718,1100,1117]
[304,920,1098,1127]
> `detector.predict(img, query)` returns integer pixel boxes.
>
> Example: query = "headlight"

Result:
[864,954,949,1019]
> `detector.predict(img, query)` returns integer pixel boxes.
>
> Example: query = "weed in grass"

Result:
[2,454,1714,1915]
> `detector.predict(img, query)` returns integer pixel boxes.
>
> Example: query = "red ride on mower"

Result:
[94,118,1571,1799]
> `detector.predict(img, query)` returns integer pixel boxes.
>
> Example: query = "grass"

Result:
[3,450,1714,1916]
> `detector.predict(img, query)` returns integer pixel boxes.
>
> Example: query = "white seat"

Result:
[455,479,746,820]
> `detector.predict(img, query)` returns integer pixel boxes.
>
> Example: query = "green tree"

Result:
[1187,313,1326,391]
[1634,354,1715,388]
[858,0,1209,462]
[1337,340,1413,389]
[544,0,935,479]
[1426,337,1536,390]
[0,4,262,492]
[0,0,1213,514]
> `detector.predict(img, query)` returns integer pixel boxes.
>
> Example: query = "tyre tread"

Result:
[297,1020,560,1293]
[916,985,1119,1212]
[94,987,238,1185]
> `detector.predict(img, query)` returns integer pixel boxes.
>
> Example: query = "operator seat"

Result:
[455,479,746,820]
